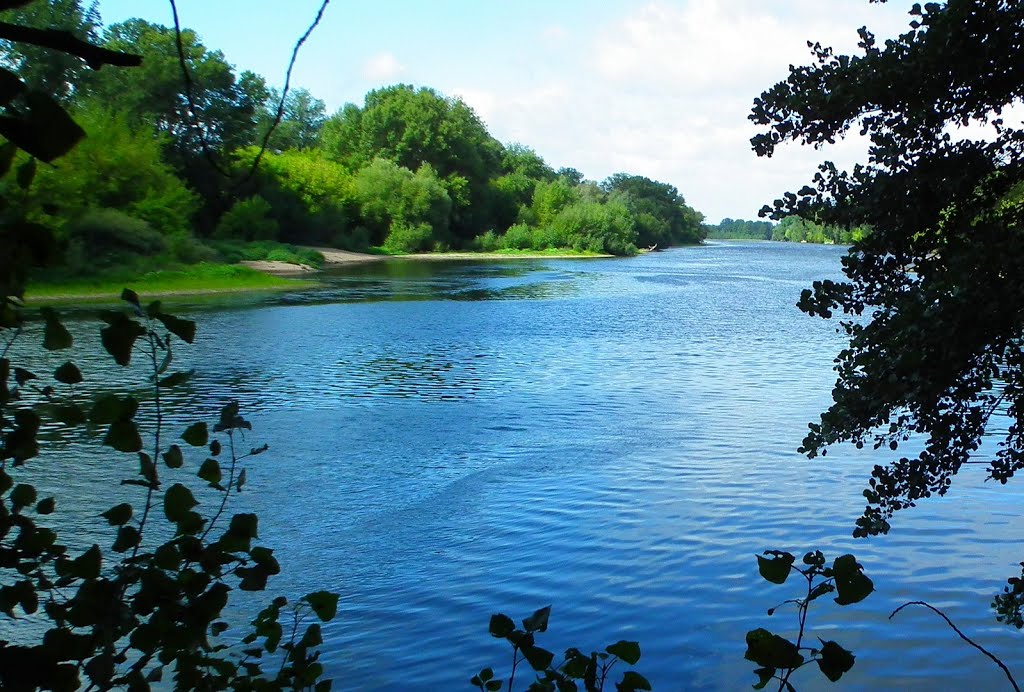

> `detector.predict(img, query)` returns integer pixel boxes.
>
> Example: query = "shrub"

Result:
[473,230,502,252]
[63,208,168,272]
[382,220,434,253]
[502,222,533,250]
[215,196,280,242]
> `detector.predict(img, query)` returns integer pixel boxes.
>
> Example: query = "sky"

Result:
[94,0,917,223]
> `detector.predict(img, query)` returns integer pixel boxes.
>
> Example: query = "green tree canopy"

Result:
[0,0,101,101]
[86,19,268,165]
[601,173,705,246]
[321,84,503,241]
[751,0,1024,559]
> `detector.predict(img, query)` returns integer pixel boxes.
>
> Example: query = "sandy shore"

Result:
[244,247,609,276]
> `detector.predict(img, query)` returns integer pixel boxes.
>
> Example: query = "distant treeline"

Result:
[2,2,706,277]
[703,217,869,244]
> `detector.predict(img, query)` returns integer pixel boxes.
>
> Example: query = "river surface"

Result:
[10,242,1024,689]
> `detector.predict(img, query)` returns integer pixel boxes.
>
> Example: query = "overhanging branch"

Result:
[0,22,141,69]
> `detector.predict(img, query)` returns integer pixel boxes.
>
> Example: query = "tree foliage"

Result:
[751,0,1024,613]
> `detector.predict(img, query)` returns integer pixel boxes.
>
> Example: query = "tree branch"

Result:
[890,601,1020,692]
[0,22,141,69]
[244,0,331,181]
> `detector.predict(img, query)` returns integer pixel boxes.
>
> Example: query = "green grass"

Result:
[25,263,316,305]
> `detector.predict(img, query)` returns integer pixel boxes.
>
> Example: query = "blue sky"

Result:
[94,1,915,222]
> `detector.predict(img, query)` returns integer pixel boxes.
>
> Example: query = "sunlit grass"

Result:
[25,263,316,305]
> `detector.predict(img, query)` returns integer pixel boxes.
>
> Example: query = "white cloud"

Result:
[465,0,913,221]
[362,52,404,82]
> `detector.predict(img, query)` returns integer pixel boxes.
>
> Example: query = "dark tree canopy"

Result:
[601,173,705,247]
[751,0,1024,545]
[87,19,269,164]
[0,0,100,101]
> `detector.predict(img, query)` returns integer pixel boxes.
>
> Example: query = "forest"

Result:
[703,216,870,244]
[3,0,705,293]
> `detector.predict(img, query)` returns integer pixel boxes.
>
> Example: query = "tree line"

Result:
[2,1,705,278]
[703,217,869,244]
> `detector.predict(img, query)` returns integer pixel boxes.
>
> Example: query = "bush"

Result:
[473,230,502,252]
[502,222,533,250]
[63,208,168,272]
[215,196,280,241]
[382,221,434,253]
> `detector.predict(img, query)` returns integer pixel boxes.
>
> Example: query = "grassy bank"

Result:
[25,263,316,305]
[367,247,611,260]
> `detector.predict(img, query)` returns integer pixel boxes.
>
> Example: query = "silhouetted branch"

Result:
[245,0,331,181]
[890,601,1020,692]
[0,22,141,69]
[167,0,231,178]
[167,0,331,182]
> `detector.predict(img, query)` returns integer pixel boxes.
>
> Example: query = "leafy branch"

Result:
[746,550,873,691]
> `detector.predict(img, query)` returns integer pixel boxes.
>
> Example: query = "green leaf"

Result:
[521,644,554,671]
[100,503,132,526]
[41,309,72,350]
[744,629,804,670]
[606,640,641,665]
[164,483,198,523]
[757,551,795,584]
[155,313,196,344]
[752,666,775,690]
[35,497,55,514]
[15,157,35,189]
[158,370,194,388]
[182,422,208,447]
[13,367,36,385]
[162,444,183,468]
[617,671,652,691]
[0,140,16,177]
[197,458,222,487]
[817,639,855,682]
[53,361,82,385]
[832,554,874,605]
[104,420,142,453]
[120,288,140,308]
[89,394,132,424]
[19,91,86,162]
[227,513,258,539]
[53,404,86,426]
[100,313,146,366]
[112,525,140,553]
[303,590,339,622]
[489,613,515,638]
[236,468,246,492]
[69,545,102,580]
[10,483,36,511]
[523,605,551,633]
[485,680,502,691]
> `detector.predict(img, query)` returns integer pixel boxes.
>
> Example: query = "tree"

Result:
[321,84,503,242]
[25,105,198,237]
[751,0,1024,620]
[263,87,326,151]
[86,19,269,167]
[0,0,101,102]
[601,173,705,247]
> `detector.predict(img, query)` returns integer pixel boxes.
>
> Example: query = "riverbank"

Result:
[25,263,317,306]
[24,247,612,304]
[240,246,612,276]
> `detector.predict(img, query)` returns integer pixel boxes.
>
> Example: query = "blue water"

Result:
[10,242,1024,689]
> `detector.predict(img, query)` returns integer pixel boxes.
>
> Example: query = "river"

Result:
[10,241,1023,689]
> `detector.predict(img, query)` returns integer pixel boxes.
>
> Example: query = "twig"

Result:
[0,22,141,69]
[167,0,331,182]
[167,0,231,178]
[890,601,1020,692]
[244,0,331,181]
